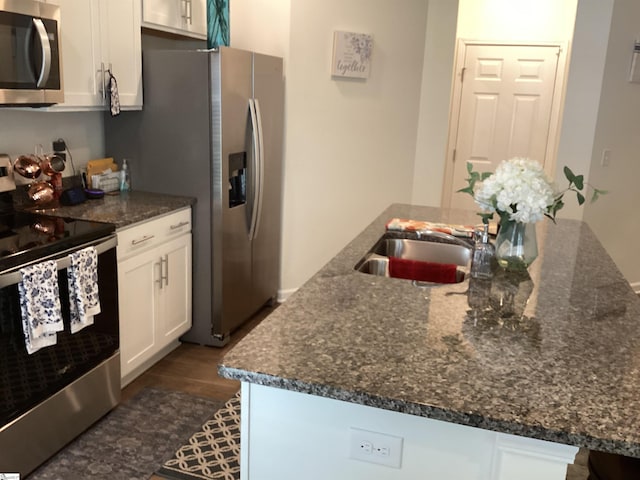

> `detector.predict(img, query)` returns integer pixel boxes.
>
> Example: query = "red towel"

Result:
[388,257,459,283]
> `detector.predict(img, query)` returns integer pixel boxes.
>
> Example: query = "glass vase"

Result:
[495,220,538,270]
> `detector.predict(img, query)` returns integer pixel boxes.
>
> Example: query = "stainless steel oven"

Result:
[0,0,63,106]
[0,205,119,476]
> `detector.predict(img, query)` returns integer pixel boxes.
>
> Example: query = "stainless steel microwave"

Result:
[0,0,63,106]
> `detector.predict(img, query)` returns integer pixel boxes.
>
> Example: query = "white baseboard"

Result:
[277,287,298,303]
[631,282,640,295]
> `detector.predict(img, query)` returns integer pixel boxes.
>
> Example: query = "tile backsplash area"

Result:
[0,109,104,185]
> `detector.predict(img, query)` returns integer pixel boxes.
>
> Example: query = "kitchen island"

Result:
[219,204,640,479]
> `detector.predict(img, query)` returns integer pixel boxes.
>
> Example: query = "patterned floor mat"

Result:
[156,392,241,480]
[29,388,223,480]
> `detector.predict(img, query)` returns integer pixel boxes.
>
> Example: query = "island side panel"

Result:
[241,383,578,480]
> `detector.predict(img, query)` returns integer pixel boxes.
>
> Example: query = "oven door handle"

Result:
[0,235,117,289]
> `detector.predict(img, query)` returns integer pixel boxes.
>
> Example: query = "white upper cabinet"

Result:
[49,0,142,111]
[101,0,143,109]
[142,0,206,40]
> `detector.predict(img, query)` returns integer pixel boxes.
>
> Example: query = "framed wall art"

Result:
[331,31,373,79]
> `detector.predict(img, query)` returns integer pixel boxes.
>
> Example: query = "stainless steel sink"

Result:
[354,232,472,284]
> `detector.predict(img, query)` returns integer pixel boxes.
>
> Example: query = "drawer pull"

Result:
[170,221,190,230]
[131,234,155,245]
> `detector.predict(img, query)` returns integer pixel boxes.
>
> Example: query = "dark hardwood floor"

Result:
[122,305,274,404]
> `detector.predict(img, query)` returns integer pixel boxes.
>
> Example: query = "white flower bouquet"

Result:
[459,157,605,225]
[459,157,606,270]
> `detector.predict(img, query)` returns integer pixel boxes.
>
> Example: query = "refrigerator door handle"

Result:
[248,98,261,239]
[253,98,266,240]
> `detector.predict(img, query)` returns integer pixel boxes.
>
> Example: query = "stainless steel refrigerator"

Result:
[104,47,284,346]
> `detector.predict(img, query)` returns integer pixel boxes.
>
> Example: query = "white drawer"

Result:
[117,208,191,260]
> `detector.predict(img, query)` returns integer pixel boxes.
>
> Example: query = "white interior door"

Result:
[444,43,562,211]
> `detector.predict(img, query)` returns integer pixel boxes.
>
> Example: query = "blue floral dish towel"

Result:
[68,246,101,333]
[19,260,63,354]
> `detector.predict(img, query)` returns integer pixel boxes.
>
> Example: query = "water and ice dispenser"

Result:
[228,152,247,207]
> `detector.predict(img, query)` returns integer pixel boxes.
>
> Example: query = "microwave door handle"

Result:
[32,18,52,88]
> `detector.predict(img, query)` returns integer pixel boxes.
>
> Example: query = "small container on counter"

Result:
[470,224,495,279]
[120,158,131,192]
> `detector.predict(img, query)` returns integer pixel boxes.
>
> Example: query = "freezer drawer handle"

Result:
[170,221,189,230]
[131,234,155,245]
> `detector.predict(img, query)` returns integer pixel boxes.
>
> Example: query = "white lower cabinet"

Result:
[117,209,192,386]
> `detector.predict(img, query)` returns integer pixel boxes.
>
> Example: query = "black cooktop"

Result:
[0,211,115,273]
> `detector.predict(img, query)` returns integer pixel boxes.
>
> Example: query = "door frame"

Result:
[441,39,570,210]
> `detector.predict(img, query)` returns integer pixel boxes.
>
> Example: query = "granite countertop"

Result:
[219,203,640,457]
[24,191,195,229]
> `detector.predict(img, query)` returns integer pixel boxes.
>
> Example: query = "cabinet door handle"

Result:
[164,254,169,286]
[155,256,168,289]
[181,0,188,22]
[106,63,113,106]
[187,0,193,25]
[99,62,106,101]
[131,234,155,245]
[161,255,169,287]
[170,221,189,230]
[155,260,163,288]
[98,62,113,105]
